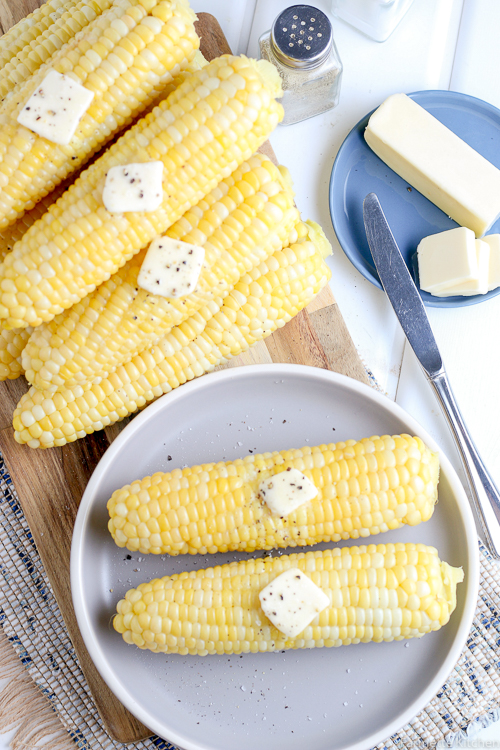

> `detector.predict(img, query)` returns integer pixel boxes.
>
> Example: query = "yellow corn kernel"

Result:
[23,153,297,390]
[13,220,330,448]
[113,543,463,655]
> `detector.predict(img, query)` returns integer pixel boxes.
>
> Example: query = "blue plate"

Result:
[329,90,500,308]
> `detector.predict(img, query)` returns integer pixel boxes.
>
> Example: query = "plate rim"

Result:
[71,363,480,750]
[328,88,500,308]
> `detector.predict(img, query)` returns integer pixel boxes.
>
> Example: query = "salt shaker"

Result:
[258,5,343,126]
[330,0,415,42]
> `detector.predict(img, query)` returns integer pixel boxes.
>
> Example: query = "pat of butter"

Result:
[482,235,500,291]
[436,239,490,296]
[17,70,94,146]
[417,227,479,294]
[137,237,204,298]
[258,468,317,516]
[365,93,500,237]
[259,568,330,639]
[103,162,163,213]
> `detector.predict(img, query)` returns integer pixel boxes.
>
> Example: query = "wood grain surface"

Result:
[0,2,369,744]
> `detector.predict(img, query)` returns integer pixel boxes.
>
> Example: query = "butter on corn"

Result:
[0,54,284,330]
[22,154,296,391]
[259,468,318,516]
[17,69,95,145]
[259,568,330,639]
[137,237,205,297]
[14,220,331,448]
[113,543,463,655]
[107,433,439,555]
[102,161,164,213]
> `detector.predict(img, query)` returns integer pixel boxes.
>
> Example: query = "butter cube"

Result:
[482,234,500,291]
[365,93,500,237]
[138,237,204,298]
[17,70,94,146]
[437,239,490,296]
[259,568,330,639]
[417,227,478,294]
[103,162,163,213]
[258,468,317,517]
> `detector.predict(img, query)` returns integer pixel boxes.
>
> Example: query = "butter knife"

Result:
[363,192,500,559]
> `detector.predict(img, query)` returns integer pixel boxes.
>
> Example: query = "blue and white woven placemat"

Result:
[1,450,500,750]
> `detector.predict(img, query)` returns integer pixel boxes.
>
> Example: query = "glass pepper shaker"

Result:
[258,5,343,126]
[330,0,415,42]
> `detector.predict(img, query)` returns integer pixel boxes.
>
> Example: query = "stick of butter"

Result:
[365,93,500,237]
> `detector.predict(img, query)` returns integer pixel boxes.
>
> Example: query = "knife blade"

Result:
[363,191,500,559]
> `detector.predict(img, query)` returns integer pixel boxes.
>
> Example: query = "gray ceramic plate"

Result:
[71,364,479,750]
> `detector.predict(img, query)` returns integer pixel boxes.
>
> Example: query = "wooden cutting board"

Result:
[0,3,370,744]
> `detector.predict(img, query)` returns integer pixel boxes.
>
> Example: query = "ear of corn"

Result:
[0,0,115,102]
[0,0,200,231]
[0,54,284,329]
[23,154,298,391]
[13,220,330,448]
[113,543,463,655]
[106,433,438,555]
[0,326,31,380]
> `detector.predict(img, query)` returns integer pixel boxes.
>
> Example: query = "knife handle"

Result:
[430,371,500,559]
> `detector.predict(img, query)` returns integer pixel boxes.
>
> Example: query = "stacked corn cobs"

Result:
[0,0,333,449]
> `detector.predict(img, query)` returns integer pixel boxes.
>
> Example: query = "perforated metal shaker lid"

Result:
[270,5,333,69]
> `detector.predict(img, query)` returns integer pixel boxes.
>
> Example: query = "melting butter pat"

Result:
[259,568,330,639]
[482,235,500,291]
[138,237,204,298]
[103,162,163,213]
[258,468,317,516]
[17,70,94,146]
[365,93,500,237]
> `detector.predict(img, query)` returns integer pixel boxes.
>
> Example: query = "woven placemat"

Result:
[1,451,500,750]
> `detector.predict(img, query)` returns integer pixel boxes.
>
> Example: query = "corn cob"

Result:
[107,433,438,555]
[113,543,463,655]
[0,0,200,232]
[23,154,297,391]
[0,0,72,70]
[0,55,283,330]
[0,0,115,102]
[0,327,31,380]
[13,220,330,448]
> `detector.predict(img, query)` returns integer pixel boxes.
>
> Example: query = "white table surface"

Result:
[2,0,500,747]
